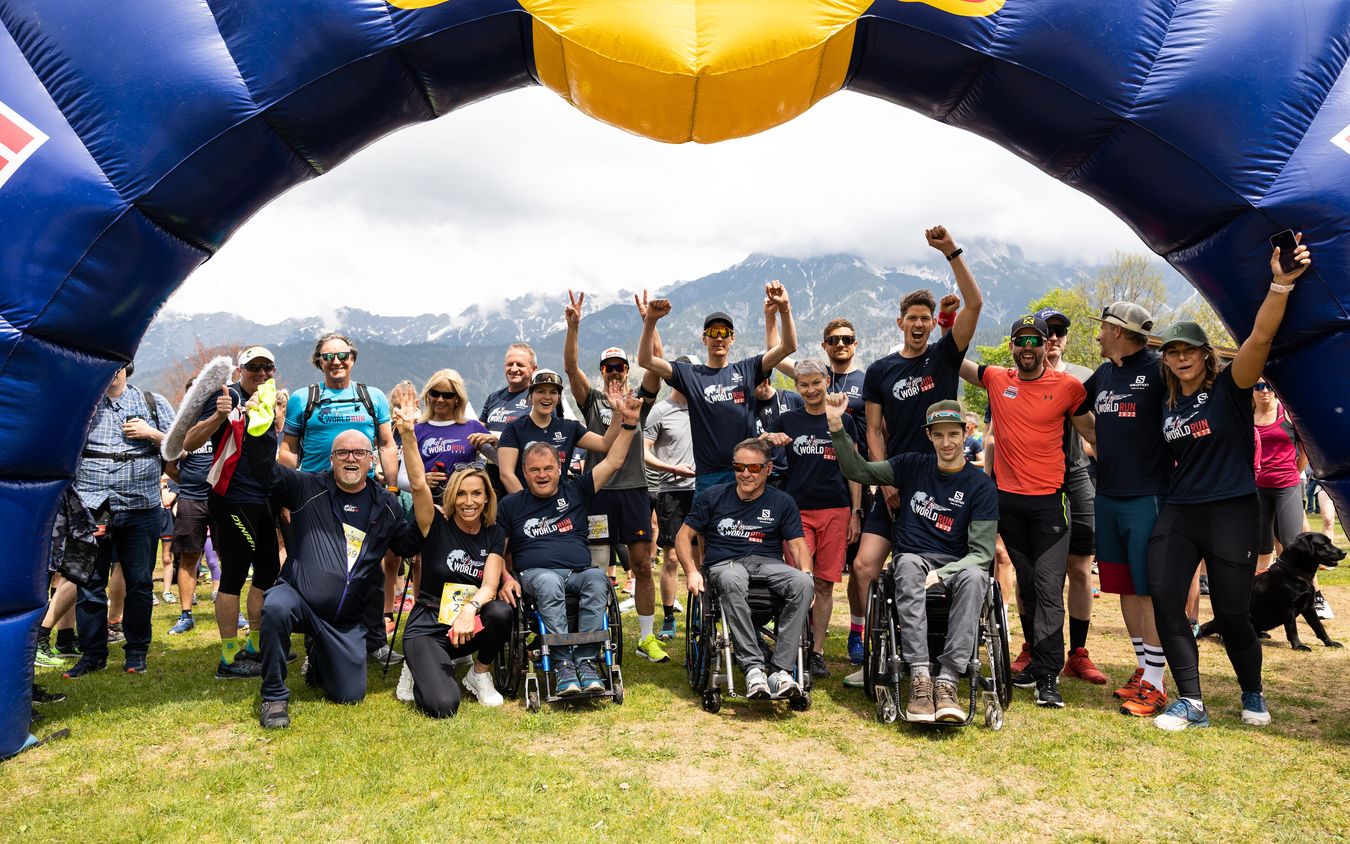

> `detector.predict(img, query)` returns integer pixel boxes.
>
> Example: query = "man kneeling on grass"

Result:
[677,438,814,700]
[826,394,999,722]
[239,393,421,728]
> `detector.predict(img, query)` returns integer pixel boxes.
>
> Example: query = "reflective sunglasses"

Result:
[241,362,275,373]
[1047,325,1069,338]
[427,388,458,400]
[731,461,769,475]
[1254,383,1271,392]
[319,351,353,362]
[1012,335,1045,348]
[602,362,628,373]
[703,327,734,340]
[331,448,371,460]
[824,335,856,347]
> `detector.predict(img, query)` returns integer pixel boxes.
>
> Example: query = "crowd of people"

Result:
[35,226,1339,734]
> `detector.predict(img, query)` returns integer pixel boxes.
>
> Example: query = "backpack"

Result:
[295,382,379,463]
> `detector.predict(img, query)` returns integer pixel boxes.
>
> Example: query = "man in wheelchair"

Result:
[677,438,814,700]
[497,382,642,697]
[826,395,999,723]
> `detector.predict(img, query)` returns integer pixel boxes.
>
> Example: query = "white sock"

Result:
[1131,637,1145,669]
[638,614,654,639]
[850,615,865,628]
[1142,645,1166,691]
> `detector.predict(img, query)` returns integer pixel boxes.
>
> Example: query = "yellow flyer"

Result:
[587,514,610,541]
[343,523,366,572]
[438,583,477,625]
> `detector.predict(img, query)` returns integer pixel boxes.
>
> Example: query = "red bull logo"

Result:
[0,102,47,190]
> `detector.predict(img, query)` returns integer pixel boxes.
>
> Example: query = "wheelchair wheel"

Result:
[789,690,811,712]
[702,688,722,714]
[875,684,899,724]
[612,668,625,705]
[684,591,710,692]
[493,602,528,699]
[862,579,887,701]
[606,581,624,668]
[987,579,1013,710]
[985,700,1004,731]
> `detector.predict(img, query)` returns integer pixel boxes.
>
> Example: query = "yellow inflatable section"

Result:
[390,0,1003,143]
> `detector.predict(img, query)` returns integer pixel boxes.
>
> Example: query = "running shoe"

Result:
[767,670,801,700]
[934,679,964,723]
[1198,574,1210,596]
[259,700,290,729]
[237,614,250,631]
[106,623,125,644]
[395,663,415,702]
[1314,591,1335,620]
[672,598,684,613]
[578,660,606,693]
[1190,619,1201,639]
[1063,647,1108,684]
[657,616,677,641]
[1010,669,1037,689]
[462,667,504,707]
[1010,641,1032,674]
[554,660,582,696]
[62,658,106,679]
[151,591,160,606]
[636,634,670,663]
[1113,668,1144,701]
[1241,691,1272,726]
[847,630,864,665]
[124,654,148,674]
[1155,699,1209,731]
[368,645,403,665]
[32,684,66,704]
[216,657,261,680]
[54,641,80,658]
[907,674,935,722]
[34,647,64,669]
[618,596,636,613]
[168,612,195,635]
[1035,675,1065,708]
[1119,681,1167,717]
[622,579,636,595]
[809,652,830,679]
[745,667,770,699]
[162,590,176,605]
[842,667,865,688]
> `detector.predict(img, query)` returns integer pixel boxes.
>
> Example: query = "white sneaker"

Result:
[462,667,504,707]
[162,590,175,604]
[745,667,770,699]
[1315,592,1335,620]
[843,667,865,688]
[396,663,415,702]
[767,670,801,699]
[672,598,684,613]
[618,596,636,612]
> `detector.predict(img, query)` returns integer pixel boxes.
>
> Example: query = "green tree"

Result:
[1090,251,1168,317]
[1173,295,1237,349]
[961,341,1011,420]
[1025,287,1098,370]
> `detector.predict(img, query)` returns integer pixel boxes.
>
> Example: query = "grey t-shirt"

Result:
[644,398,695,494]
[580,387,651,491]
[1062,361,1094,477]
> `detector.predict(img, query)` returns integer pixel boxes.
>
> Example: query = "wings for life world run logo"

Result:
[1163,408,1211,443]
[524,514,575,538]
[703,384,746,405]
[892,375,935,401]
[910,491,955,533]
[420,436,463,457]
[0,102,48,190]
[1094,391,1137,418]
[443,549,485,580]
[715,517,766,544]
[792,435,836,460]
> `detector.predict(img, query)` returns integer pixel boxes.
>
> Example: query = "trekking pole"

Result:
[383,556,413,681]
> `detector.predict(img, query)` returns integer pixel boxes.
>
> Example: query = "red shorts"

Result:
[787,507,851,583]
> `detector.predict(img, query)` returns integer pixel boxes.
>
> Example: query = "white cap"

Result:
[237,346,275,366]
[600,347,628,364]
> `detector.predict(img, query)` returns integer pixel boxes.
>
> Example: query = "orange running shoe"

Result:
[1120,681,1167,717]
[1063,647,1108,684]
[1113,667,1144,700]
[1010,641,1032,674]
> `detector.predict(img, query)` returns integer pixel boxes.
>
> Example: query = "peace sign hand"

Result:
[565,290,585,328]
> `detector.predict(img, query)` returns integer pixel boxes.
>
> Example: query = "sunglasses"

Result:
[453,460,487,471]
[703,327,734,340]
[241,362,275,373]
[331,448,371,460]
[1012,335,1045,348]
[602,362,628,373]
[824,335,856,347]
[732,461,769,475]
[427,388,458,401]
[1254,383,1271,392]
[319,351,353,362]
[1047,326,1069,338]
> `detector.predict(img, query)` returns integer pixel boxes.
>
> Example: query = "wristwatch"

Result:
[467,599,482,613]
[853,508,864,517]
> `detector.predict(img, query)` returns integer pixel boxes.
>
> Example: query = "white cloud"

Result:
[170,87,1145,322]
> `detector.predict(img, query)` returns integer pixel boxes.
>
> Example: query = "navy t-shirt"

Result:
[888,453,999,558]
[499,415,588,487]
[207,382,276,505]
[405,513,506,640]
[176,398,216,501]
[667,354,765,474]
[830,369,866,424]
[1084,348,1170,497]
[479,385,563,434]
[770,408,859,510]
[962,436,983,464]
[685,483,804,566]
[754,389,805,476]
[498,473,596,572]
[1162,366,1256,504]
[863,333,964,457]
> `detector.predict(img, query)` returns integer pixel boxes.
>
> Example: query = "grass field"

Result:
[6,545,1350,843]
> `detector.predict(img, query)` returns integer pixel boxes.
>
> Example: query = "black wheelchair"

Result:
[494,578,625,712]
[683,577,814,714]
[862,567,1012,729]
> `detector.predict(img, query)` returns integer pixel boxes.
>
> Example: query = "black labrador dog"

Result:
[1197,532,1344,650]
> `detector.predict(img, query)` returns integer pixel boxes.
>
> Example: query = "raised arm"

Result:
[638,297,675,380]
[828,394,897,487]
[926,226,983,352]
[394,407,434,536]
[1230,237,1311,389]
[761,280,797,373]
[563,290,593,408]
[278,434,301,469]
[959,357,981,388]
[634,291,667,399]
[764,300,798,377]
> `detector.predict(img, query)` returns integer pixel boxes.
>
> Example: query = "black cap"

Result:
[703,311,735,331]
[1033,307,1070,327]
[1010,315,1049,338]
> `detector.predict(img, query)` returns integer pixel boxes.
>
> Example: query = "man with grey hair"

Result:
[760,359,862,678]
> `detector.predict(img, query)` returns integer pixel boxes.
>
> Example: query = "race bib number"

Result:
[587,514,610,541]
[342,524,366,572]
[438,583,477,626]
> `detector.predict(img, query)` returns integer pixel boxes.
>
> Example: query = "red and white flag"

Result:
[207,408,246,495]
[0,100,47,190]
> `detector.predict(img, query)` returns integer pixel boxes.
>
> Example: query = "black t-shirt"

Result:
[685,483,804,566]
[770,408,859,510]
[206,382,277,504]
[754,389,805,476]
[499,415,588,487]
[1084,348,1170,497]
[888,453,999,558]
[176,399,216,501]
[405,513,506,640]
[479,385,562,433]
[1162,366,1256,504]
[962,436,983,464]
[862,333,964,457]
[497,473,596,572]
[667,354,765,474]
[830,369,866,425]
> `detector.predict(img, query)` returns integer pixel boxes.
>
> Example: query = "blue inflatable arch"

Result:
[2,1,1348,755]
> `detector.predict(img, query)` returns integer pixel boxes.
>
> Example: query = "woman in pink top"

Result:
[1253,379,1307,571]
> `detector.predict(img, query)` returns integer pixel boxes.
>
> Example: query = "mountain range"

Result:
[136,240,1195,406]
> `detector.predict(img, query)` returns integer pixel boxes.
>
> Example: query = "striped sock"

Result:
[850,616,864,634]
[1132,637,1145,670]
[1142,645,1166,691]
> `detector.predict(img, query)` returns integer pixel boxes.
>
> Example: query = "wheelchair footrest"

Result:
[539,631,609,647]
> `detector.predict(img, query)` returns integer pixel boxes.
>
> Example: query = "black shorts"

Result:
[861,494,894,540]
[588,487,655,547]
[654,489,694,546]
[170,497,210,554]
[208,497,280,596]
[1066,470,1096,556]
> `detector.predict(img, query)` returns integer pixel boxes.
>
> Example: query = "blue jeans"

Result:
[519,566,610,662]
[76,506,160,664]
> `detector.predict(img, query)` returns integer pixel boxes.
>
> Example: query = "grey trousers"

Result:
[893,553,986,676]
[706,555,813,675]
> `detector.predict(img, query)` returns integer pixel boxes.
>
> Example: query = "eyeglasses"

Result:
[602,362,628,373]
[319,351,353,363]
[241,362,275,373]
[1254,383,1271,392]
[824,335,856,347]
[1012,335,1045,348]
[427,388,458,401]
[731,461,769,475]
[453,460,487,471]
[703,327,734,340]
[331,448,372,460]
[1046,326,1069,338]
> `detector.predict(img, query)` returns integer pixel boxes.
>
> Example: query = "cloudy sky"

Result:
[170,86,1147,323]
